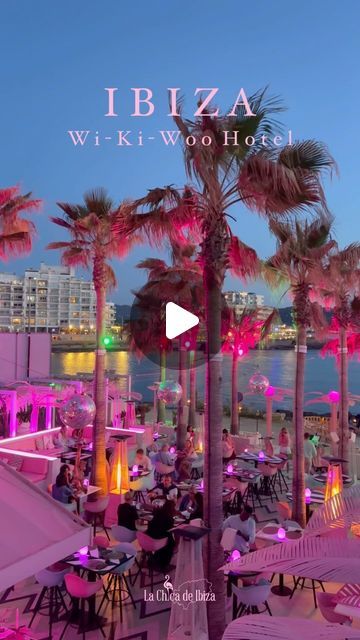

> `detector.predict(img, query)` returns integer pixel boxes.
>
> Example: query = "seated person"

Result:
[148,474,179,501]
[155,444,174,467]
[186,425,195,444]
[222,505,256,554]
[72,459,87,492]
[147,500,175,570]
[179,485,203,519]
[52,464,76,504]
[133,448,152,471]
[53,424,69,449]
[222,429,236,461]
[117,490,138,530]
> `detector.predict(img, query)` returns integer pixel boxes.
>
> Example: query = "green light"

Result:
[103,336,111,346]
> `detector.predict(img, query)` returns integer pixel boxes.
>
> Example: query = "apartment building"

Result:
[0,263,115,332]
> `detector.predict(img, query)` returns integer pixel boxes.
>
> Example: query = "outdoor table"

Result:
[313,472,352,485]
[64,548,133,631]
[256,523,303,596]
[238,452,283,467]
[286,489,325,504]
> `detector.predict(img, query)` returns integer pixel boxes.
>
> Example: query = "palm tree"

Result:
[134,242,203,448]
[316,245,360,468]
[114,91,335,638]
[222,307,276,434]
[0,186,40,260]
[266,216,335,526]
[48,188,136,495]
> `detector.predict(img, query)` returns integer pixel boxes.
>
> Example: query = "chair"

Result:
[277,501,292,523]
[84,496,110,540]
[97,542,137,623]
[317,592,352,625]
[317,593,352,624]
[154,461,174,481]
[60,573,105,640]
[274,459,289,492]
[190,518,203,526]
[258,464,279,502]
[130,468,155,501]
[289,576,325,608]
[111,525,137,543]
[232,580,272,618]
[136,531,168,591]
[29,566,69,638]
[220,528,238,555]
[93,535,110,550]
[223,479,247,515]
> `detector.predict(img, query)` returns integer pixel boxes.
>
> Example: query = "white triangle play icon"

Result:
[165,302,199,340]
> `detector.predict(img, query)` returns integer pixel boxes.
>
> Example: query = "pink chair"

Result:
[84,496,110,540]
[276,501,292,523]
[318,592,352,625]
[136,531,168,591]
[60,573,105,639]
[93,535,110,550]
[258,464,279,502]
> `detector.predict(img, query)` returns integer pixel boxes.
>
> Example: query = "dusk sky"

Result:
[1,0,359,306]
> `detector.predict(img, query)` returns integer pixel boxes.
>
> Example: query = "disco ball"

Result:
[249,372,270,394]
[157,380,182,405]
[59,394,96,429]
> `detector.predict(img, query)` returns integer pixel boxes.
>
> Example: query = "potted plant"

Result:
[16,405,32,434]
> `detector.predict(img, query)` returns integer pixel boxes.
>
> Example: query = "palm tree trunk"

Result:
[204,278,225,640]
[188,350,197,427]
[91,265,108,496]
[230,352,239,435]
[177,338,187,449]
[338,327,349,472]
[157,348,166,423]
[292,324,306,528]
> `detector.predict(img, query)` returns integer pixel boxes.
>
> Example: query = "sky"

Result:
[1,0,360,307]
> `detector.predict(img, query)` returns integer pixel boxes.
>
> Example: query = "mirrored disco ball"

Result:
[157,380,182,405]
[249,372,270,394]
[59,394,96,429]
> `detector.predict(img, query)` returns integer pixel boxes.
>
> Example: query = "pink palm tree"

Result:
[0,186,40,260]
[48,188,137,495]
[113,90,335,638]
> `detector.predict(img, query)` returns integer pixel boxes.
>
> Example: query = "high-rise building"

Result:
[224,290,265,309]
[0,263,115,332]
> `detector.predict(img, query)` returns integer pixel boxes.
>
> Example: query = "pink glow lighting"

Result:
[328,390,340,404]
[258,451,265,461]
[78,546,88,556]
[265,385,275,397]
[226,463,234,474]
[199,479,204,489]
[238,347,244,356]
[305,487,312,499]
[230,549,241,561]
[277,527,286,540]
[132,464,139,474]
[169,446,176,454]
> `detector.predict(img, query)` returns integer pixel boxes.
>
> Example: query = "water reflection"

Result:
[51,350,360,412]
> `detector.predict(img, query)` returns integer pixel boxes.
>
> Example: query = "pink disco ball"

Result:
[157,380,182,405]
[249,372,270,394]
[59,394,96,429]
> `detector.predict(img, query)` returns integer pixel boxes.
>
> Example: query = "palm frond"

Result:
[222,615,360,640]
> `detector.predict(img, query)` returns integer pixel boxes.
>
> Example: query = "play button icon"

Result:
[165,302,199,340]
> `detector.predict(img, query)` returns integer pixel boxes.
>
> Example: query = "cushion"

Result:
[5,455,23,470]
[21,471,45,484]
[43,434,54,449]
[35,437,45,451]
[21,457,48,475]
